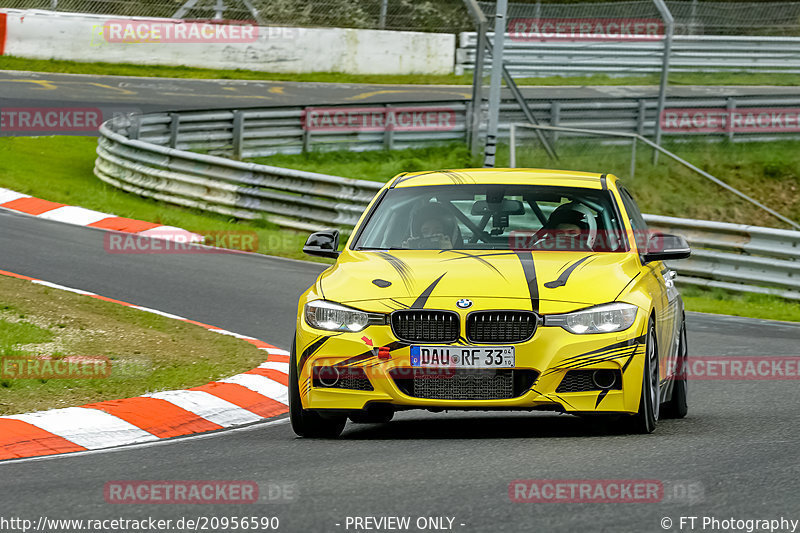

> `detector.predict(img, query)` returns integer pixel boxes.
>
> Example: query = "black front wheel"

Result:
[661,317,688,419]
[289,338,346,438]
[626,319,660,434]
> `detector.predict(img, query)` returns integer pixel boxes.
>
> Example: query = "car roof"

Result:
[389,168,612,190]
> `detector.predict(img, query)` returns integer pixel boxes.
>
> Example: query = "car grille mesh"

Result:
[413,369,514,400]
[466,311,537,343]
[390,369,539,401]
[391,310,459,343]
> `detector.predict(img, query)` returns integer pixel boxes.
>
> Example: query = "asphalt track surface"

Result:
[3,69,800,116]
[1,207,799,533]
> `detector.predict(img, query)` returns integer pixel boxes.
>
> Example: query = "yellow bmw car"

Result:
[290,169,691,437]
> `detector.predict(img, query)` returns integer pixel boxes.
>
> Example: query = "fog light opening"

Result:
[592,369,617,390]
[317,366,340,387]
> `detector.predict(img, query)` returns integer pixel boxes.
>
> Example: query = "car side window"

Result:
[618,187,648,232]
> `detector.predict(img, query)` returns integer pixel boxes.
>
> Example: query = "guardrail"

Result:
[644,214,800,300]
[116,96,800,164]
[95,106,800,300]
[456,33,800,77]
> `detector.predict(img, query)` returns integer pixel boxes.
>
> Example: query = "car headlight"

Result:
[304,300,385,332]
[544,303,638,334]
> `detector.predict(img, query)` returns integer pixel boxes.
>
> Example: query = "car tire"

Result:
[626,318,660,434]
[661,317,688,419]
[289,338,346,438]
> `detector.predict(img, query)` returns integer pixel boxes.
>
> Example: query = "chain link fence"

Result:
[479,1,800,36]
[3,0,800,35]
[0,0,473,32]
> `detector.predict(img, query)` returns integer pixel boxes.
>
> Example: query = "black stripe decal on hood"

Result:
[514,251,539,313]
[411,273,446,309]
[375,251,414,293]
[544,255,595,289]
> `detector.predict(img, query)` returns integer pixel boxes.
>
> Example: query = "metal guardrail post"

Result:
[169,113,180,149]
[726,98,736,142]
[129,115,140,140]
[232,110,244,160]
[550,101,560,147]
[384,104,395,151]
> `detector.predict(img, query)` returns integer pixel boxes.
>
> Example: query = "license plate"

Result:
[410,346,515,368]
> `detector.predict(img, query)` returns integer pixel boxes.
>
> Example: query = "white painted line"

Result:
[220,374,289,406]
[3,407,159,450]
[208,329,257,341]
[258,361,290,374]
[37,205,113,226]
[0,188,30,204]
[139,226,204,242]
[266,348,290,356]
[129,305,188,321]
[145,390,263,427]
[30,280,95,296]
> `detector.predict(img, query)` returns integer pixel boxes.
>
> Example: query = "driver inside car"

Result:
[536,203,594,251]
[402,203,456,249]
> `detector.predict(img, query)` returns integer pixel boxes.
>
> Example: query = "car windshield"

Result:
[354,184,628,252]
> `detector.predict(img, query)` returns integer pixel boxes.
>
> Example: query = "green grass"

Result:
[0,136,311,260]
[0,274,273,415]
[680,285,800,323]
[0,319,54,356]
[2,55,800,86]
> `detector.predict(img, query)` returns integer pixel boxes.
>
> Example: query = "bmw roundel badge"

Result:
[456,299,473,309]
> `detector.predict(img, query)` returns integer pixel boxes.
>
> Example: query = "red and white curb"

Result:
[0,187,201,241]
[0,273,290,461]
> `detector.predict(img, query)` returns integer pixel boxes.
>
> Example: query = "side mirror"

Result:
[641,232,691,263]
[303,230,340,259]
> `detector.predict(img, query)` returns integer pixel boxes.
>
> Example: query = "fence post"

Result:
[509,124,516,168]
[483,0,508,168]
[470,24,488,158]
[232,110,244,160]
[379,0,388,29]
[652,0,674,164]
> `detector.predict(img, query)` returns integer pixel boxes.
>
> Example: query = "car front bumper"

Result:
[295,308,649,415]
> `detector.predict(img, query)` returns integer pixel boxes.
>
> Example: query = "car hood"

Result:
[317,249,642,312]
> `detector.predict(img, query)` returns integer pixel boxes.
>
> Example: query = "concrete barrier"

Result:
[0,9,455,75]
